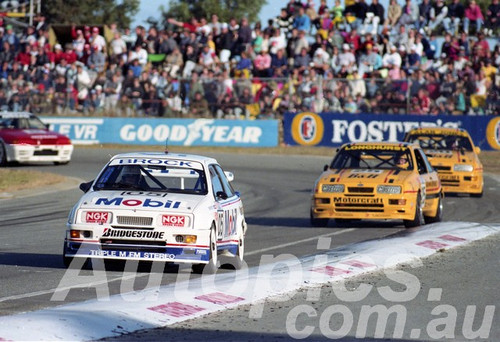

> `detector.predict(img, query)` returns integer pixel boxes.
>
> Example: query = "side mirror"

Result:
[224,171,234,182]
[323,164,329,171]
[79,181,93,193]
[216,191,228,200]
[475,146,481,154]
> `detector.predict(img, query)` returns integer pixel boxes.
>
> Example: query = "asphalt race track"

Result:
[0,147,499,341]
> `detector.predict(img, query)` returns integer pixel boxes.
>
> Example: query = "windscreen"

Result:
[331,146,414,170]
[406,134,473,151]
[0,115,47,129]
[93,163,208,194]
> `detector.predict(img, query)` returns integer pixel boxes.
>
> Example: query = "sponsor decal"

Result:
[148,302,206,317]
[102,228,165,239]
[195,292,245,305]
[162,215,185,227]
[85,211,110,223]
[486,116,500,150]
[89,249,175,259]
[291,112,324,145]
[114,158,196,168]
[120,119,263,145]
[344,145,407,151]
[350,169,384,174]
[217,208,238,239]
[410,129,468,137]
[95,197,182,208]
[333,197,383,204]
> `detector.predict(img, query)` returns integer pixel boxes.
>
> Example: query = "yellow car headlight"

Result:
[321,184,345,193]
[377,185,402,194]
[453,164,473,172]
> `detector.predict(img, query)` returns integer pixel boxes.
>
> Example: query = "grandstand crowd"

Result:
[1,0,500,117]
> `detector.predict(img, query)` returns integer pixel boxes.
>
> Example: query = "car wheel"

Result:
[0,142,7,166]
[192,225,219,274]
[310,209,329,227]
[54,161,70,165]
[404,193,425,228]
[425,193,443,223]
[471,190,483,198]
[334,219,352,226]
[233,234,245,270]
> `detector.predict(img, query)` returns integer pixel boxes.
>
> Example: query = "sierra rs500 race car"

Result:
[64,152,247,273]
[310,142,443,228]
[404,127,483,197]
[0,112,73,166]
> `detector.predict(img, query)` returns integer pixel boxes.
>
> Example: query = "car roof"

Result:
[341,142,416,149]
[407,127,469,137]
[109,151,218,165]
[0,111,34,118]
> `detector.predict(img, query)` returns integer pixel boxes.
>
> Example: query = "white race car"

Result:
[64,151,247,273]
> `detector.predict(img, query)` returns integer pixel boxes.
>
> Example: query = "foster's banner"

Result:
[284,112,500,150]
[42,117,279,147]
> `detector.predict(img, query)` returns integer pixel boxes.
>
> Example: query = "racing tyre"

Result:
[334,219,352,226]
[404,193,425,228]
[192,226,219,274]
[310,210,329,227]
[233,234,245,270]
[0,142,6,166]
[425,194,443,224]
[62,243,73,268]
[471,190,483,198]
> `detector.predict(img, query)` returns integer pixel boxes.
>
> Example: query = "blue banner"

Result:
[283,112,500,151]
[41,117,279,147]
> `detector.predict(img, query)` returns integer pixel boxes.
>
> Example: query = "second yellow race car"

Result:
[310,142,443,228]
[404,127,483,197]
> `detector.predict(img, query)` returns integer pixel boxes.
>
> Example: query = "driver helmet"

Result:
[121,166,141,184]
[397,157,409,169]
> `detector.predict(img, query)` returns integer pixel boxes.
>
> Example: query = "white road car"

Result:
[64,152,247,273]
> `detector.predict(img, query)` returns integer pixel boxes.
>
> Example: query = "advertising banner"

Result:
[42,117,280,147]
[283,112,500,151]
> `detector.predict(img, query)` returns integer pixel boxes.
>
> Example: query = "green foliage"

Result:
[161,0,267,27]
[41,0,139,28]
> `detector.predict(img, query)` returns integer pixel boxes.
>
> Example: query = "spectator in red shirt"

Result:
[15,44,32,68]
[168,17,199,33]
[464,0,484,34]
[53,44,65,64]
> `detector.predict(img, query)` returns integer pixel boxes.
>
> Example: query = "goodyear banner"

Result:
[41,117,279,147]
[284,112,500,151]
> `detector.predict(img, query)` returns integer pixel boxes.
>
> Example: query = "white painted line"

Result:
[245,228,357,256]
[0,222,498,341]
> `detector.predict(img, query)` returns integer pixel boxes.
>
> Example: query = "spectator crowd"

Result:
[0,0,500,118]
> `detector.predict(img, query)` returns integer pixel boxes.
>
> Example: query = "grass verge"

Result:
[0,169,66,192]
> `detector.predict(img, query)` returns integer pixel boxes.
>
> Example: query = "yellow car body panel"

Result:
[404,127,483,196]
[310,142,442,227]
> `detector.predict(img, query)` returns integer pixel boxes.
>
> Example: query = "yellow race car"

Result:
[310,142,443,228]
[404,127,483,197]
